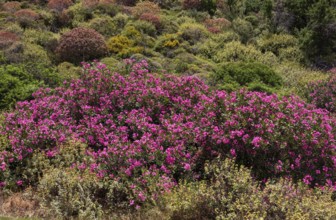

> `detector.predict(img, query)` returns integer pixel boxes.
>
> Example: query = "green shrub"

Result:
[129,20,157,37]
[197,32,240,59]
[179,22,209,44]
[159,158,336,219]
[274,62,329,95]
[232,18,254,43]
[111,13,129,30]
[37,168,130,219]
[154,34,180,55]
[67,3,93,27]
[57,62,81,81]
[257,34,299,56]
[278,46,304,63]
[214,41,263,63]
[85,16,118,37]
[23,29,59,50]
[23,43,51,65]
[212,62,283,92]
[0,65,39,109]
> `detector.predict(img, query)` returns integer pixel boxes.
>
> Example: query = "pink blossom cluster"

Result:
[306,74,336,113]
[1,60,335,202]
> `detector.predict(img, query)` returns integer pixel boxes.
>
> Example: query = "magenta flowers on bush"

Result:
[306,74,336,113]
[1,60,336,203]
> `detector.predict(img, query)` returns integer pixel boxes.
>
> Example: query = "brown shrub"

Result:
[47,0,73,12]
[56,27,107,63]
[82,0,99,8]
[115,0,137,6]
[0,31,19,49]
[2,1,21,13]
[132,1,160,17]
[182,0,201,10]
[0,192,39,217]
[14,9,39,20]
[139,13,161,29]
[204,18,231,33]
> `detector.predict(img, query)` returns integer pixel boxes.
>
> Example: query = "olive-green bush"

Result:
[212,62,283,92]
[158,158,336,220]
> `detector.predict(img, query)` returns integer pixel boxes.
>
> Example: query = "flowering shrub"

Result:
[305,75,336,113]
[107,35,133,54]
[55,27,107,63]
[1,60,335,207]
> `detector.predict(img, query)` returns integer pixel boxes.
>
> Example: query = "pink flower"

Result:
[230,148,237,157]
[184,163,191,171]
[138,192,146,202]
[251,137,262,148]
[16,180,23,186]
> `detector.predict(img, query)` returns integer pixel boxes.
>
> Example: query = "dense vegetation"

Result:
[0,0,335,219]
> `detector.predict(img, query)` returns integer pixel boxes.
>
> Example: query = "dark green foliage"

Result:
[284,0,336,66]
[212,62,283,92]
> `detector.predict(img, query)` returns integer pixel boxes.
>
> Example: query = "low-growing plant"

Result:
[179,22,208,44]
[212,62,283,92]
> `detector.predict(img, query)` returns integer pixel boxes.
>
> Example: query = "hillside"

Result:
[0,0,336,219]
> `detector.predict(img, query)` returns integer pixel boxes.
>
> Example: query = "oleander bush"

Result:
[0,0,336,217]
[305,74,336,113]
[1,60,335,200]
[55,27,107,63]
